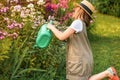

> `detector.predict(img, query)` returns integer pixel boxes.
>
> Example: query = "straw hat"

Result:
[74,0,95,18]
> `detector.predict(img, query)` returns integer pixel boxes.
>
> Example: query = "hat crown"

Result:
[81,0,95,13]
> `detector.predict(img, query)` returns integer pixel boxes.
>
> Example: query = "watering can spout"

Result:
[33,45,38,49]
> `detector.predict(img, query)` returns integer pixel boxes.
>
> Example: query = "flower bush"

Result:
[0,0,74,79]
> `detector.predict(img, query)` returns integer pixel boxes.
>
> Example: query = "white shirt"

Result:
[69,20,83,33]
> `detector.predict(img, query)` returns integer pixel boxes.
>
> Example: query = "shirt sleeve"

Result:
[69,20,83,33]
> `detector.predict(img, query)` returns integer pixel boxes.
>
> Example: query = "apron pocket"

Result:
[67,61,82,75]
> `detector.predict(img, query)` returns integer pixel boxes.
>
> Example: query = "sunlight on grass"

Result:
[92,13,120,37]
[89,13,120,77]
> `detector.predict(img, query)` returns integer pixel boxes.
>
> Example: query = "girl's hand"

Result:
[47,23,55,30]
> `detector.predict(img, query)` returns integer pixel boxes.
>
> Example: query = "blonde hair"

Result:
[73,7,91,27]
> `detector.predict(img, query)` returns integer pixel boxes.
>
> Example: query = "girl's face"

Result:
[73,6,80,14]
[72,6,79,18]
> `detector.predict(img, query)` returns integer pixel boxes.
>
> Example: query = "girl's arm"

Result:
[47,23,75,41]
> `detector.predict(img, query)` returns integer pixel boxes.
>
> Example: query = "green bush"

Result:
[96,0,120,17]
[0,0,72,79]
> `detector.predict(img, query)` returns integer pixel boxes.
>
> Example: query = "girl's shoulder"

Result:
[73,19,83,23]
[72,19,83,25]
[70,19,83,33]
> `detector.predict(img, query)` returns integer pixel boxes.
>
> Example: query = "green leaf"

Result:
[14,68,46,78]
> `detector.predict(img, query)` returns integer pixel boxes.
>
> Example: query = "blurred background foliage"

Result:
[96,0,120,17]
[0,0,120,80]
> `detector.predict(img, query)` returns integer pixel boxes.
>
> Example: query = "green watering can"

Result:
[34,20,53,48]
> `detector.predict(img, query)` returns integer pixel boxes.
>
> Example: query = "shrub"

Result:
[96,0,120,17]
[0,0,73,79]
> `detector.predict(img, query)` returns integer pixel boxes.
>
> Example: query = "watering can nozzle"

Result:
[33,45,38,49]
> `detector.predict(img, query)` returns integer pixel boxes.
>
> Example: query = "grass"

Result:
[88,13,120,79]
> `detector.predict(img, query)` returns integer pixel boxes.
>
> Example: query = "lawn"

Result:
[88,13,120,79]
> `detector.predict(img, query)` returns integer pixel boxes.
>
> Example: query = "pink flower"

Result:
[0,9,3,12]
[12,32,18,39]
[0,36,5,40]
[16,23,24,29]
[3,8,7,12]
[59,0,68,9]
[2,32,8,36]
[90,20,94,23]
[14,5,21,12]
[0,31,2,34]
[51,4,59,9]
[7,23,15,29]
[66,12,73,17]
[0,31,7,40]
[0,7,9,13]
[59,12,73,23]
[94,16,97,19]
[20,12,26,18]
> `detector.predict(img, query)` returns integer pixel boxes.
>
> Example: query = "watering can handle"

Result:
[47,20,53,32]
[49,20,53,24]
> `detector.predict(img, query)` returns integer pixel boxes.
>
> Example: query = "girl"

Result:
[47,0,119,80]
